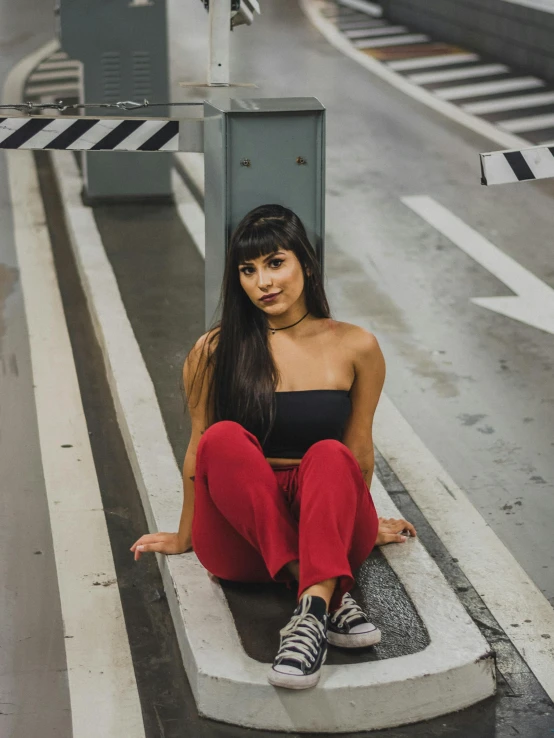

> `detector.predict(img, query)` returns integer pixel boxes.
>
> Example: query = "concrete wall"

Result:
[381,0,554,84]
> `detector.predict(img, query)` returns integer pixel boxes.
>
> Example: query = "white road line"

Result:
[335,0,382,17]
[504,0,554,11]
[49,51,68,61]
[353,33,429,48]
[387,53,480,71]
[37,60,81,72]
[5,41,145,738]
[27,69,80,83]
[499,112,554,133]
[171,170,205,257]
[401,196,554,335]
[174,151,205,197]
[338,19,387,29]
[25,81,80,96]
[407,63,509,85]
[435,77,544,100]
[345,25,407,38]
[462,91,554,115]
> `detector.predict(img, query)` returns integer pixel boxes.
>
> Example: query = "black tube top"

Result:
[261,390,352,459]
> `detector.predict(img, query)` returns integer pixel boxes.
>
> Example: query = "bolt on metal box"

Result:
[203,97,326,327]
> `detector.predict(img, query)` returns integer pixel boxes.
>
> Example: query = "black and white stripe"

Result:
[0,116,179,152]
[480,144,554,185]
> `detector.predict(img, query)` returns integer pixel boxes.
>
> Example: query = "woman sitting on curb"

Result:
[131,203,417,691]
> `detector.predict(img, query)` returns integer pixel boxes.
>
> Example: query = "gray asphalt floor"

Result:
[0,2,72,736]
[1,0,554,735]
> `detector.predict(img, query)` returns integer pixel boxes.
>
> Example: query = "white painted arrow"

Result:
[401,195,554,336]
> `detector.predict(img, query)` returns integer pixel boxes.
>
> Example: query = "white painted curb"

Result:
[5,42,146,738]
[50,143,495,732]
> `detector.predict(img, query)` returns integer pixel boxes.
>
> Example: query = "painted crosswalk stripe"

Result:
[339,19,387,29]
[462,91,554,115]
[25,81,80,96]
[336,0,382,16]
[48,51,68,61]
[27,70,79,83]
[499,112,554,133]
[407,63,509,85]
[387,53,480,71]
[435,77,544,101]
[345,25,407,38]
[353,33,429,48]
[36,60,80,72]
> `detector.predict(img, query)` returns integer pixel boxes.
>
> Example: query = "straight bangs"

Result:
[232,221,296,268]
[185,203,332,448]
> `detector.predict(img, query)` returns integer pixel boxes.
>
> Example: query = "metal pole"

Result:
[208,0,230,85]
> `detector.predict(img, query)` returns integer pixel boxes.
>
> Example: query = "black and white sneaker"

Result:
[327,592,381,648]
[268,595,328,690]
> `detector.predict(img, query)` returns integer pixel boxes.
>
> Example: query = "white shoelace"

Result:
[276,605,326,669]
[330,592,369,629]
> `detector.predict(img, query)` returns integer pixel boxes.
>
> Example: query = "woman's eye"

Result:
[240,259,283,275]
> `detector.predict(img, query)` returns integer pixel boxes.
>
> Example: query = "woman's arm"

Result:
[357,450,375,490]
[179,451,197,548]
[130,332,215,560]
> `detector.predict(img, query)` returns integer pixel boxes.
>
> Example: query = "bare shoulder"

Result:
[334,321,382,359]
[189,327,220,361]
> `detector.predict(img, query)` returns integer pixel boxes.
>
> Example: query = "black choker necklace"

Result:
[268,310,310,335]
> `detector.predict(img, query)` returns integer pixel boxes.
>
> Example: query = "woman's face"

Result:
[238,248,308,316]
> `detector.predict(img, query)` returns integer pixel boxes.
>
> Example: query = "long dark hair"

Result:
[185,204,332,448]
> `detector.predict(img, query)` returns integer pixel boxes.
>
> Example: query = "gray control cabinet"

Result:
[203,97,326,328]
[59,0,171,201]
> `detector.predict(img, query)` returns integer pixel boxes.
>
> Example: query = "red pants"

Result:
[192,420,379,612]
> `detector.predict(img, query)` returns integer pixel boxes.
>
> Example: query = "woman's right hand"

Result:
[375,517,417,546]
[130,532,192,561]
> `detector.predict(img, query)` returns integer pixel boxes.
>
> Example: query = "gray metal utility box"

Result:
[203,97,326,327]
[59,0,171,201]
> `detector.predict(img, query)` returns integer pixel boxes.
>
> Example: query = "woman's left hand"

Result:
[375,517,417,546]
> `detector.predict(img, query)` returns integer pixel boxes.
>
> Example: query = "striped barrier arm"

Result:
[480,143,554,186]
[0,115,203,152]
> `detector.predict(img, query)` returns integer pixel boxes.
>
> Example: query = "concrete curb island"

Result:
[49,148,494,731]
